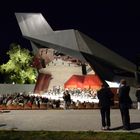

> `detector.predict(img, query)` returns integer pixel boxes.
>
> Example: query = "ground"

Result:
[0,109,140,132]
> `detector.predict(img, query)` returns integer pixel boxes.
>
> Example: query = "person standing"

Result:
[63,92,67,110]
[97,84,114,130]
[135,86,140,110]
[63,90,71,109]
[118,79,132,130]
[66,90,71,109]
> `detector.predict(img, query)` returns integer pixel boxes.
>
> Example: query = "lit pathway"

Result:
[0,109,140,132]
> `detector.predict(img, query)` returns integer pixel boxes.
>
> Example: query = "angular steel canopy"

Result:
[15,13,137,84]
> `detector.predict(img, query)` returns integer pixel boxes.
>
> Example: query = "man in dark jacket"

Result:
[136,87,140,110]
[97,84,114,130]
[118,79,132,130]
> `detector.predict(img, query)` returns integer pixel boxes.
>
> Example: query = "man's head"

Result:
[120,79,127,85]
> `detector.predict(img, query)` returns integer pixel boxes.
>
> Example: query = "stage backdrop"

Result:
[64,74,102,90]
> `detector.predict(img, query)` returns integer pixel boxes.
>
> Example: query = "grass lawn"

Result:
[0,131,139,140]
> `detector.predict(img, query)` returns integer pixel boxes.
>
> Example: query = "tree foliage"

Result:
[0,43,37,84]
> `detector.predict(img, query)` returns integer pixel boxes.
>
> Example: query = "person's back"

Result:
[66,92,71,109]
[118,79,131,130]
[67,93,71,102]
[119,85,130,104]
[97,85,114,130]
[97,86,113,108]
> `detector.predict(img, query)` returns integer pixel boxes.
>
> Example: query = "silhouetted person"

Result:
[97,84,114,130]
[63,90,71,109]
[118,79,132,130]
[63,92,67,110]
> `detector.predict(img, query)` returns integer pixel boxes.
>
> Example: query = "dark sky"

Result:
[0,0,140,64]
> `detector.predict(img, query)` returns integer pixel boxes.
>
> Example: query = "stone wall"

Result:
[0,84,35,95]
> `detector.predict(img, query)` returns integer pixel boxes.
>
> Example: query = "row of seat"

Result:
[0,102,119,110]
[69,102,119,109]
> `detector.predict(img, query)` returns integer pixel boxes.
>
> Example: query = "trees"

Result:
[0,43,37,84]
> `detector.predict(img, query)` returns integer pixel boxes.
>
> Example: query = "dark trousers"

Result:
[119,104,130,129]
[100,107,110,127]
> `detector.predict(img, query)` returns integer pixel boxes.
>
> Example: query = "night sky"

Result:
[0,1,140,64]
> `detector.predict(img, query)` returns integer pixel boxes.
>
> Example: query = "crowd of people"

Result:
[0,92,49,108]
[0,88,98,110]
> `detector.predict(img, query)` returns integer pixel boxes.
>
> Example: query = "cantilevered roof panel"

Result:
[15,13,53,36]
[74,30,92,54]
[31,29,79,51]
[77,31,136,73]
[26,36,87,62]
[23,29,87,62]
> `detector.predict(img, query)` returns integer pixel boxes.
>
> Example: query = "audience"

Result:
[0,87,115,110]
